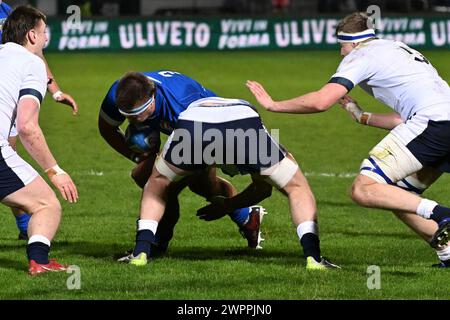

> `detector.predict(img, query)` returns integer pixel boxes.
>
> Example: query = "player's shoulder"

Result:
[103,79,119,104]
[340,39,388,65]
[2,43,44,68]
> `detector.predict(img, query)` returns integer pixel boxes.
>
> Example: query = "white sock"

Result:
[28,234,51,247]
[436,246,450,262]
[138,219,158,234]
[416,199,438,219]
[296,221,318,240]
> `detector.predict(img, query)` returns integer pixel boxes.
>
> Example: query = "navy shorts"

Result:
[162,116,286,176]
[0,145,37,200]
[406,120,450,173]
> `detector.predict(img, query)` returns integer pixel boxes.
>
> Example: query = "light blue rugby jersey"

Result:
[100,70,216,135]
[0,2,12,42]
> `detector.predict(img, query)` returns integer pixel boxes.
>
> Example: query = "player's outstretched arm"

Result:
[246,80,347,114]
[339,95,403,130]
[197,178,272,221]
[16,98,78,203]
[38,53,78,115]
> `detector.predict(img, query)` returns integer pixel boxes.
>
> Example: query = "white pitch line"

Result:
[72,170,357,179]
[72,170,104,176]
[304,172,357,178]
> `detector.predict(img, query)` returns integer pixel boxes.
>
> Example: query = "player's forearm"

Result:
[271,91,331,114]
[44,59,61,94]
[366,112,403,130]
[36,52,60,94]
[225,180,272,211]
[98,120,134,160]
[18,124,57,171]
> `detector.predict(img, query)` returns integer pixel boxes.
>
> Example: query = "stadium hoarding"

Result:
[44,16,450,51]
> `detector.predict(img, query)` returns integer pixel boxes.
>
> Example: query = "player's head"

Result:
[2,5,47,52]
[116,72,157,123]
[336,12,376,57]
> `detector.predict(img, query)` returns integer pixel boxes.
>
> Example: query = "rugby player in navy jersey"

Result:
[99,71,267,255]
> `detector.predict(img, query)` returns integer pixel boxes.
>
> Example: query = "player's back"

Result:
[144,71,215,110]
[353,39,450,119]
[0,43,46,141]
[143,71,216,128]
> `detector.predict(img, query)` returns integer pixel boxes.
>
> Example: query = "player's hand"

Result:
[131,155,155,189]
[131,152,152,164]
[246,80,276,111]
[55,92,78,116]
[49,173,78,203]
[197,196,232,221]
[339,95,362,121]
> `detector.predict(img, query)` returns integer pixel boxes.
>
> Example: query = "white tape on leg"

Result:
[155,156,183,182]
[260,157,298,189]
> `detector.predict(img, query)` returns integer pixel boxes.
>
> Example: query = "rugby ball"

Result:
[125,123,159,154]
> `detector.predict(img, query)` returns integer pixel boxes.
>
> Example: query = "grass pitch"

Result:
[0,50,449,300]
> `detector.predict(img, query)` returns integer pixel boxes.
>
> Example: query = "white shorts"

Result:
[0,145,38,200]
[360,103,450,185]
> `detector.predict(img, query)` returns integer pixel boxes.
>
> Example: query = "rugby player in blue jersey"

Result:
[1,2,78,240]
[98,71,267,255]
[121,94,339,269]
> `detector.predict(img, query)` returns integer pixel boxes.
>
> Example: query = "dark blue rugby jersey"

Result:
[0,2,12,42]
[99,70,216,135]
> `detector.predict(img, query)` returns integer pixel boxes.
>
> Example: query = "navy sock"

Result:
[442,259,450,267]
[133,230,155,257]
[300,233,321,262]
[27,242,50,264]
[229,207,250,226]
[431,205,450,224]
[15,213,30,234]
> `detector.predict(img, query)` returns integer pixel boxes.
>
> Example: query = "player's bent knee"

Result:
[260,157,299,189]
[30,193,61,216]
[350,177,374,207]
[350,181,366,205]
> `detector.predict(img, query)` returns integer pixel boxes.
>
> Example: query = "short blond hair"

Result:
[336,12,374,34]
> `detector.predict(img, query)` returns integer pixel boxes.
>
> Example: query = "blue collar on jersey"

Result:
[118,95,154,116]
[337,29,376,43]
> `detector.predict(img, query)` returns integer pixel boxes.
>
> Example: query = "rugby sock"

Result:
[297,221,321,262]
[416,199,438,219]
[27,235,50,264]
[15,213,30,234]
[133,219,158,257]
[436,246,450,267]
[431,205,450,224]
[230,207,251,226]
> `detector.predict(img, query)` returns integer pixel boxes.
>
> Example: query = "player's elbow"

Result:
[254,179,273,200]
[312,93,334,112]
[314,102,331,112]
[16,121,36,138]
[261,183,273,200]
[98,116,114,140]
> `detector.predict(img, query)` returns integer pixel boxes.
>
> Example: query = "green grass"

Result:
[1,50,450,299]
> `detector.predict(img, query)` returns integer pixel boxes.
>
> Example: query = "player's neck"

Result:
[22,43,40,55]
